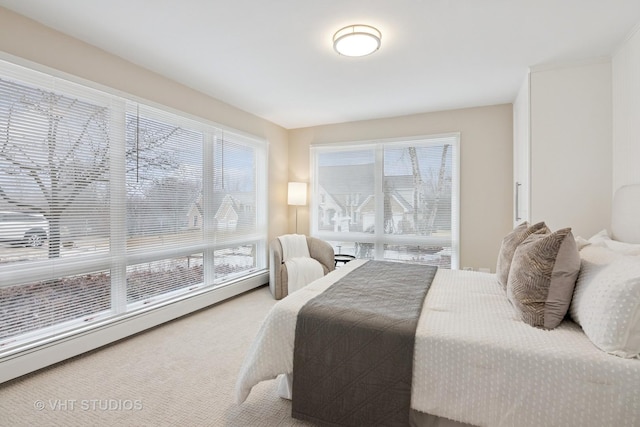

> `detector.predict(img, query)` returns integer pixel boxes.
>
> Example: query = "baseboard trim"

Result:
[0,271,268,384]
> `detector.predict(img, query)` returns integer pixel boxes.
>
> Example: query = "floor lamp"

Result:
[288,182,307,234]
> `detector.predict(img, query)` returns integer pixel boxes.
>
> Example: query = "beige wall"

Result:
[613,22,640,192]
[288,104,514,270]
[0,7,290,242]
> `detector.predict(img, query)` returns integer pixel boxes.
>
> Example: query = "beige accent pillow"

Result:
[496,221,549,289]
[507,228,580,329]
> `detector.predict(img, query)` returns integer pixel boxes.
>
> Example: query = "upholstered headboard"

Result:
[611,184,640,243]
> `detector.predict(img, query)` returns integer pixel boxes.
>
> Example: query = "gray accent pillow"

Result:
[496,221,549,289]
[507,228,580,329]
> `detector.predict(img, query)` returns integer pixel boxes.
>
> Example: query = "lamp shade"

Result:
[288,182,307,206]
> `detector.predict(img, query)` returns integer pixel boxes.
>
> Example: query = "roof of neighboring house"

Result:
[319,164,420,194]
[319,164,418,212]
[188,192,255,219]
[356,191,414,214]
[318,164,375,196]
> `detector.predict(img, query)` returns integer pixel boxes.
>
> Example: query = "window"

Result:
[311,135,459,268]
[0,60,267,353]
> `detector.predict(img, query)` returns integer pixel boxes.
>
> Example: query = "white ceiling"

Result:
[2,0,640,129]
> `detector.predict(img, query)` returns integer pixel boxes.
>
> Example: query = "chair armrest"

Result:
[306,236,336,274]
[269,238,288,299]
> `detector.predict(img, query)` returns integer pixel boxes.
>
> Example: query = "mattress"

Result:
[235,260,640,426]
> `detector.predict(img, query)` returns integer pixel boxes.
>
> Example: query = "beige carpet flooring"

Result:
[0,285,315,427]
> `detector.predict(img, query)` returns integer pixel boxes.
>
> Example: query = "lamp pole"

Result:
[288,182,307,235]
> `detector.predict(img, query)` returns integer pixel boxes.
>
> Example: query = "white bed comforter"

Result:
[235,260,640,427]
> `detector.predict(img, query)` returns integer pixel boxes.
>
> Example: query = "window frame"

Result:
[310,134,460,268]
[0,57,269,357]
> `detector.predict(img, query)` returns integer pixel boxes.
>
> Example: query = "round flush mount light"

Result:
[333,24,381,57]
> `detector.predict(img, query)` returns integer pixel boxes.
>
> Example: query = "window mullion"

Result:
[255,143,268,269]
[374,144,385,259]
[203,132,216,286]
[110,101,127,315]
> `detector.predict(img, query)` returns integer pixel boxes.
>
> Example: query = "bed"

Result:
[236,186,640,427]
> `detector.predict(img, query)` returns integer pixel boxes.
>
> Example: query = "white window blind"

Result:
[0,71,114,342]
[211,131,264,283]
[214,132,258,238]
[311,135,459,268]
[0,60,267,351]
[124,105,206,305]
[0,75,112,263]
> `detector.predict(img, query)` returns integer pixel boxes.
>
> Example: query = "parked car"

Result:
[0,211,49,247]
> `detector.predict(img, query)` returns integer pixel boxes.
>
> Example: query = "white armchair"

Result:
[269,236,335,299]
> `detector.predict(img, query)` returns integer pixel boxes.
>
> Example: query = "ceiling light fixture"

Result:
[333,24,381,57]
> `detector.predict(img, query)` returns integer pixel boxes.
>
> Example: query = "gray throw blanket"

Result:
[292,260,438,426]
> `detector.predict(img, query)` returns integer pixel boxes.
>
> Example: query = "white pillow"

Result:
[586,229,640,255]
[571,245,640,358]
[604,239,640,255]
[588,229,610,240]
[574,235,590,250]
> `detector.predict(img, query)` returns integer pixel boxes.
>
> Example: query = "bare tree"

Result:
[407,145,450,235]
[0,78,179,258]
[425,144,450,235]
[0,81,108,258]
[125,113,181,182]
[408,146,426,233]
[383,182,395,233]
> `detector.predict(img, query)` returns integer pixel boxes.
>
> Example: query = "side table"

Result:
[334,254,356,266]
